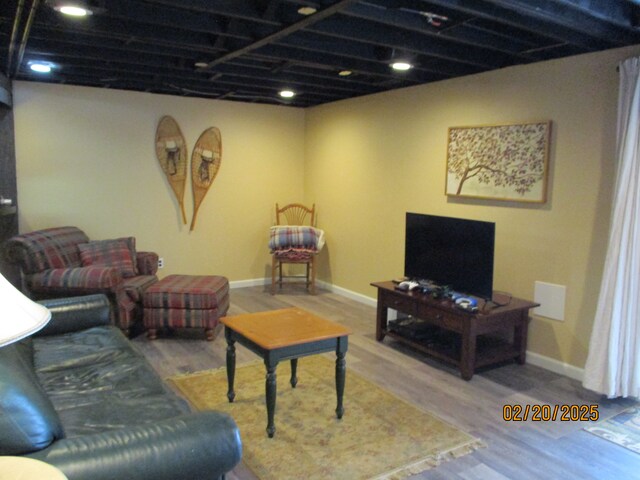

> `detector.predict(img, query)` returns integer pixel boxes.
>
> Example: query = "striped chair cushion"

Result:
[78,239,137,278]
[28,267,122,292]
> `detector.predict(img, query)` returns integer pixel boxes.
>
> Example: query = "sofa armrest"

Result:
[28,267,124,294]
[36,295,111,336]
[27,412,242,480]
[136,251,159,276]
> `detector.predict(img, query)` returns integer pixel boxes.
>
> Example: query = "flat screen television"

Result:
[404,212,495,299]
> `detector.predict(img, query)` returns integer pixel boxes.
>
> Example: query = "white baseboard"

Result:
[231,277,584,381]
[228,278,377,306]
[316,280,378,307]
[525,351,584,381]
[229,278,268,289]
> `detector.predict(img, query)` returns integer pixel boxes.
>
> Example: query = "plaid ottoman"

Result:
[143,274,230,341]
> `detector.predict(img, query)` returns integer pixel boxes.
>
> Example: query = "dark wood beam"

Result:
[554,0,640,27]
[30,16,246,51]
[277,30,467,78]
[21,43,374,97]
[26,28,226,58]
[203,0,358,69]
[307,15,514,68]
[423,0,624,49]
[483,0,640,43]
[144,0,281,26]
[251,43,422,81]
[342,1,537,55]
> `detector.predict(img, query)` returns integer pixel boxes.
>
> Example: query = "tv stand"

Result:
[371,281,539,380]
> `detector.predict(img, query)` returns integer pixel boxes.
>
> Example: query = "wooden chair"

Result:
[271,203,317,295]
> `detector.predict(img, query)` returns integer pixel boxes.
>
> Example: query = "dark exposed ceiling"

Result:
[2,0,640,108]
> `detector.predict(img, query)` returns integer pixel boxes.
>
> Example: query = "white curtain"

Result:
[583,57,640,398]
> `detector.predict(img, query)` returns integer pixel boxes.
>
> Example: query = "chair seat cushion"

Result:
[28,266,122,292]
[274,250,315,261]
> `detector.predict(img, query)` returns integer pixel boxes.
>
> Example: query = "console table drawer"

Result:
[417,304,464,333]
[380,290,417,316]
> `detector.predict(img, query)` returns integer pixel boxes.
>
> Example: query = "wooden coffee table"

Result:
[221,308,352,438]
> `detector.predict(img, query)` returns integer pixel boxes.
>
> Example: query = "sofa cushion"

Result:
[78,238,137,278]
[33,326,190,437]
[0,342,64,455]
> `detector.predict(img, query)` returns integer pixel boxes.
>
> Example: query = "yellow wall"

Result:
[304,45,640,369]
[13,44,640,369]
[13,83,305,281]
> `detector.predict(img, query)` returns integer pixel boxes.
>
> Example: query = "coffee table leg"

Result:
[290,358,298,388]
[265,361,278,438]
[225,333,236,403]
[335,350,346,419]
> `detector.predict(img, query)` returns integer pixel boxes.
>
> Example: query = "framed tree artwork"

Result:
[446,121,551,203]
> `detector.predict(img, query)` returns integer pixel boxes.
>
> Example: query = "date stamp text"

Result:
[503,404,599,422]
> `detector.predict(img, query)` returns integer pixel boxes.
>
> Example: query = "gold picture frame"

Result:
[446,121,551,203]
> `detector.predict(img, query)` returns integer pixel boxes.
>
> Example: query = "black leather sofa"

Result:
[0,294,242,480]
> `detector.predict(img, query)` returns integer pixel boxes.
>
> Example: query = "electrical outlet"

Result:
[158,257,164,269]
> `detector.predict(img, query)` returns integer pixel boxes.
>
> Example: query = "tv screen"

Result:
[404,213,495,299]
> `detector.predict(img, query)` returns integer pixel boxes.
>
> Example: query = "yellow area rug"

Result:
[168,355,484,480]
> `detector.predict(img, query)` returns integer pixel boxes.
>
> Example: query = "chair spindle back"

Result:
[276,203,315,226]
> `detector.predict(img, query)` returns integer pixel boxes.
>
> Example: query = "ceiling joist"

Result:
[2,0,638,107]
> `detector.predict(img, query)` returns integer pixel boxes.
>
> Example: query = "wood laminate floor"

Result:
[132,285,640,480]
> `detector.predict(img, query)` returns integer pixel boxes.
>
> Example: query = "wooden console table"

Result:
[371,281,539,380]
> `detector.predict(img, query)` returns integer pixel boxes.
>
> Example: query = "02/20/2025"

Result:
[502,404,599,422]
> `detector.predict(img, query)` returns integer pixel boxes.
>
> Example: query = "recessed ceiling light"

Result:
[297,6,317,16]
[194,61,209,68]
[29,62,53,73]
[279,90,295,98]
[54,3,93,16]
[338,70,353,77]
[391,62,413,71]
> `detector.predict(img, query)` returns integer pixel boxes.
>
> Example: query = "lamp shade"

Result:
[0,273,51,347]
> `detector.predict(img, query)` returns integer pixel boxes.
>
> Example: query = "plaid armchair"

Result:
[3,226,158,334]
